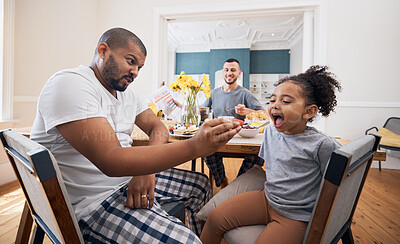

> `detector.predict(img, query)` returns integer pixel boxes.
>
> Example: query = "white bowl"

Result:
[238,127,261,138]
[218,116,235,122]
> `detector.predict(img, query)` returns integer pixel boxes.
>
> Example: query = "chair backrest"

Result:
[383,117,400,135]
[0,130,84,244]
[304,134,380,244]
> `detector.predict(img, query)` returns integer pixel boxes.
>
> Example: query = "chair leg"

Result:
[208,170,214,195]
[31,223,45,244]
[201,157,205,174]
[191,159,196,171]
[15,201,33,244]
[341,227,355,244]
[379,161,382,171]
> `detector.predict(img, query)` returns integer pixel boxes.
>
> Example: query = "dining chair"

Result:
[365,116,400,170]
[0,129,84,244]
[197,134,381,244]
[0,129,186,244]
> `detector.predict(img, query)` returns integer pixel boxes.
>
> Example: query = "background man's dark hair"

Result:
[225,58,240,67]
[96,27,147,56]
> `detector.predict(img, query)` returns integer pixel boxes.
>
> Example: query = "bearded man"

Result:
[31,28,241,243]
[203,58,265,187]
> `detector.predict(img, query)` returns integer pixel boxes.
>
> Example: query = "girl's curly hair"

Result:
[275,65,342,122]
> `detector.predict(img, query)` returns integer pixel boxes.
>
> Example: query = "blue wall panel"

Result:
[174,49,290,89]
[209,49,250,89]
[250,50,290,74]
[175,52,210,75]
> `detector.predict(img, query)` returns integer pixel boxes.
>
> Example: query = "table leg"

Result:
[191,159,196,171]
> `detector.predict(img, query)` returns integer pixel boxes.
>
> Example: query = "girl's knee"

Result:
[206,207,232,232]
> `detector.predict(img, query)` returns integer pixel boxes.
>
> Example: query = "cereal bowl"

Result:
[238,127,261,138]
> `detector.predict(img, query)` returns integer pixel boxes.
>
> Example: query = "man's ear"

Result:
[303,104,318,120]
[97,42,109,59]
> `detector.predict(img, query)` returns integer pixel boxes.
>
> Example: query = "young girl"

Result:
[200,65,342,244]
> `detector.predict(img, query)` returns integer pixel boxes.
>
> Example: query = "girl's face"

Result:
[268,81,317,135]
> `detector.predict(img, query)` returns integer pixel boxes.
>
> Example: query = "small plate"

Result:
[169,131,194,138]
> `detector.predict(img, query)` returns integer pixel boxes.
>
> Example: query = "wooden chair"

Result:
[366,116,400,170]
[0,130,185,243]
[0,130,84,243]
[201,134,380,244]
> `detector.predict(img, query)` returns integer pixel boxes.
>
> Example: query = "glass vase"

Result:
[181,93,200,127]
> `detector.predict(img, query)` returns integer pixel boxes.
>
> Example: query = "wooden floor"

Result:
[1,158,400,244]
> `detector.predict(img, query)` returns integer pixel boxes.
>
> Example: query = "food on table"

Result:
[232,118,244,126]
[242,124,257,129]
[246,110,269,121]
[169,123,199,136]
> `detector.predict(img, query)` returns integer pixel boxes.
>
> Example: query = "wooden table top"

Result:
[8,122,386,162]
[131,121,386,162]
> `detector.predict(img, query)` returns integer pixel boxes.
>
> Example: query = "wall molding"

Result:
[337,102,400,108]
[14,96,38,103]
[2,0,15,120]
[13,96,399,109]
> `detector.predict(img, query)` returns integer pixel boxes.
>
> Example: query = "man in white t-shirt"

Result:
[30,27,241,243]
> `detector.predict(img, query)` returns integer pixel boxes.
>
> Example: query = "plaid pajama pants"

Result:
[78,168,211,243]
[204,154,264,187]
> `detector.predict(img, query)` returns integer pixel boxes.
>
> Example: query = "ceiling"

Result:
[168,13,304,52]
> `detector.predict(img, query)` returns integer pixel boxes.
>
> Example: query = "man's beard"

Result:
[102,55,133,92]
[224,77,237,85]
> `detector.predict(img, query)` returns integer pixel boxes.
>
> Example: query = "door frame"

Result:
[153,0,327,130]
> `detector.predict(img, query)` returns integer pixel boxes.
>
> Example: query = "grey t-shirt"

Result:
[259,125,341,222]
[203,86,264,120]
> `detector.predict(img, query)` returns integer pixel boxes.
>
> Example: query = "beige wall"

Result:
[13,0,99,126]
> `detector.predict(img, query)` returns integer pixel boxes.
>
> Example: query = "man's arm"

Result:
[235,90,266,116]
[135,109,169,146]
[56,116,240,177]
[235,104,267,116]
[124,109,166,209]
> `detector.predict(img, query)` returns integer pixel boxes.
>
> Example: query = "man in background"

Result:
[203,58,265,187]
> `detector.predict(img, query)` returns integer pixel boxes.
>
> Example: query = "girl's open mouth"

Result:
[272,115,284,127]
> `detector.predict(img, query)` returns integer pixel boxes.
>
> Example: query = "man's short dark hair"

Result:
[97,27,147,56]
[225,58,240,67]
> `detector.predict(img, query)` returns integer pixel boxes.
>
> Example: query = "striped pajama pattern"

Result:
[79,168,211,243]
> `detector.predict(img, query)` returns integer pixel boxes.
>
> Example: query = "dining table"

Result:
[9,122,386,164]
[130,120,387,171]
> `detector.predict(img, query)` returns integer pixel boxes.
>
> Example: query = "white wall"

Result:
[324,0,400,140]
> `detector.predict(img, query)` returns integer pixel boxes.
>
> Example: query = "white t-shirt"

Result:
[30,65,149,219]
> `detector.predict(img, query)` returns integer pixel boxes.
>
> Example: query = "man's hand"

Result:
[190,118,241,157]
[235,104,253,115]
[125,174,156,209]
[173,99,182,108]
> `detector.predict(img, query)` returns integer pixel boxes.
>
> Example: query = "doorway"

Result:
[153,0,327,130]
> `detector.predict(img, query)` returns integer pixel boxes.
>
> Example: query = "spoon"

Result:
[251,120,270,129]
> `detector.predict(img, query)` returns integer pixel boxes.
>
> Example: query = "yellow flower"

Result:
[170,71,212,126]
[171,71,211,98]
